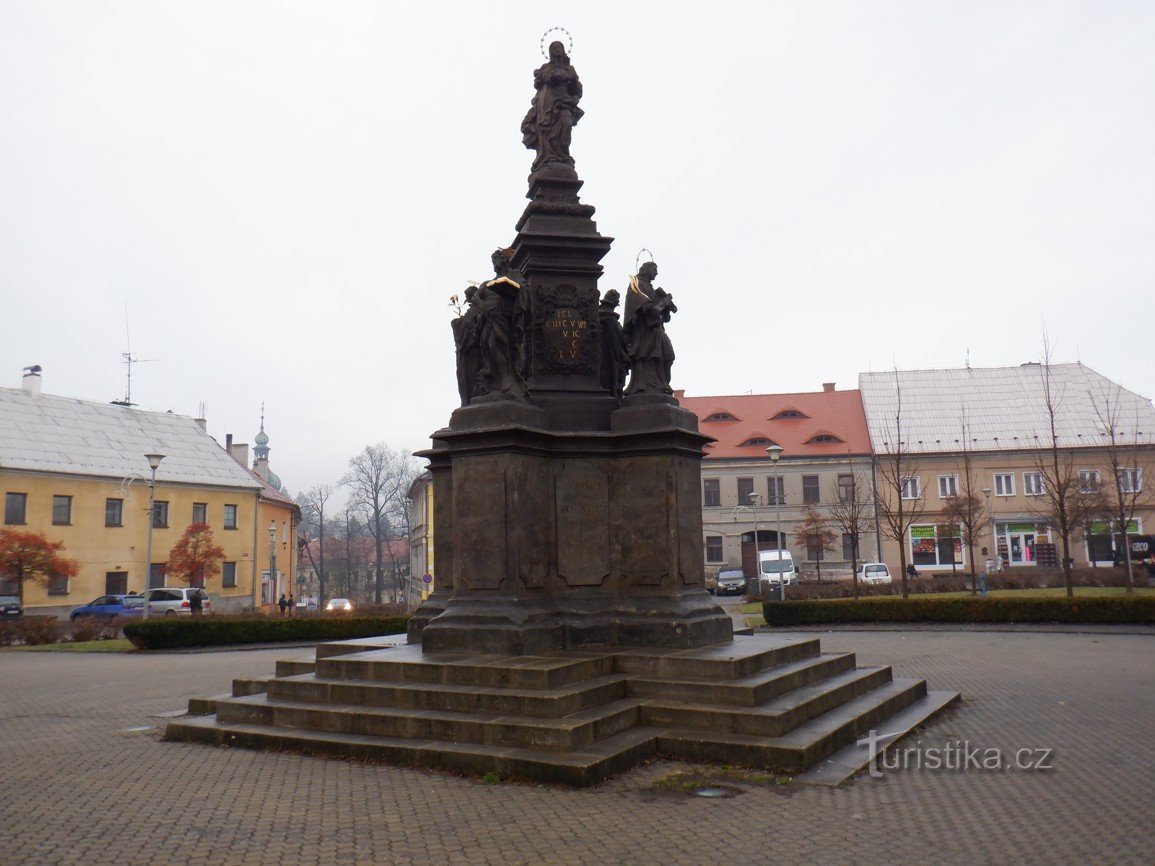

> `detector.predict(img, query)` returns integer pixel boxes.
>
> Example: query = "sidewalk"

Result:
[1,630,1151,865]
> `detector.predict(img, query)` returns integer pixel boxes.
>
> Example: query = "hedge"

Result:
[123,615,410,650]
[762,596,1155,627]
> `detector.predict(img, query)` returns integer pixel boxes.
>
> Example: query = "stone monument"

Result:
[409,38,731,654]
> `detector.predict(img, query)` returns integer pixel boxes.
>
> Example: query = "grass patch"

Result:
[6,638,136,653]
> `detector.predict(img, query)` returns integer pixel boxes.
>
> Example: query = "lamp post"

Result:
[268,520,277,607]
[981,487,994,573]
[748,492,762,560]
[141,453,165,620]
[766,445,784,591]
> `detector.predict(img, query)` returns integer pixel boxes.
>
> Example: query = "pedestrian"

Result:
[190,590,203,616]
[278,594,288,618]
[287,594,295,616]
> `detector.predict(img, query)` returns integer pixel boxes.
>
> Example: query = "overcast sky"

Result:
[3,1,1153,506]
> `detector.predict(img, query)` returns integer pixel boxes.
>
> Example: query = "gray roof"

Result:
[0,388,262,489]
[858,364,1155,454]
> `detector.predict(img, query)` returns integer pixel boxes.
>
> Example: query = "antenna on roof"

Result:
[965,348,971,370]
[111,304,157,407]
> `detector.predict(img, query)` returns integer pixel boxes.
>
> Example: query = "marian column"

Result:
[410,40,731,653]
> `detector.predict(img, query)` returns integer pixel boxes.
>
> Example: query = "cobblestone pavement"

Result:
[1,630,1151,865]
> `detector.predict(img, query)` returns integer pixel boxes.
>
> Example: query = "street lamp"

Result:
[748,492,762,559]
[268,520,277,607]
[141,452,165,620]
[766,445,784,592]
[981,487,994,573]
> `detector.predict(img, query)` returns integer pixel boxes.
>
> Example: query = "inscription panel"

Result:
[453,458,507,591]
[615,456,671,587]
[535,283,598,375]
[555,462,611,587]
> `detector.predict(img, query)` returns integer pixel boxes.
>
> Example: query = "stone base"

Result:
[168,633,961,787]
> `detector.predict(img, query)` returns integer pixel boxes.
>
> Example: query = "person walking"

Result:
[287,594,295,616]
[278,594,288,618]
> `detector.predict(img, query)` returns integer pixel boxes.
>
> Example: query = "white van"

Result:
[757,549,798,588]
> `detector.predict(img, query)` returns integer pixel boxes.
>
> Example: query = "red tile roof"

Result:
[678,389,871,459]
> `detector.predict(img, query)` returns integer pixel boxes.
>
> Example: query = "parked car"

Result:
[0,595,23,619]
[325,598,353,612]
[857,563,893,585]
[714,568,748,596]
[70,594,144,620]
[144,587,211,616]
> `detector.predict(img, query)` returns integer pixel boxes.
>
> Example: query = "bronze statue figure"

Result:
[472,248,530,402]
[521,41,583,173]
[451,286,482,405]
[623,261,677,396]
[598,289,629,400]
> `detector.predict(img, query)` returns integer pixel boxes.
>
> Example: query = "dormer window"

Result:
[806,434,844,444]
[773,409,809,420]
[739,437,777,447]
[703,412,738,422]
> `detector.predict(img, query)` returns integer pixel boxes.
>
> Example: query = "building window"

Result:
[842,532,858,561]
[52,495,73,525]
[739,437,774,447]
[705,537,724,563]
[767,476,784,506]
[105,498,124,527]
[148,563,167,589]
[1023,472,1044,496]
[1078,470,1100,493]
[4,493,27,525]
[900,476,921,500]
[192,502,207,524]
[105,571,128,595]
[703,479,721,507]
[994,473,1014,496]
[773,410,808,420]
[806,434,844,444]
[938,475,958,498]
[704,412,737,422]
[837,474,855,503]
[737,477,755,505]
[910,524,964,568]
[802,475,820,504]
[152,501,169,529]
[223,504,238,530]
[47,573,69,596]
[222,561,237,588]
[1119,468,1143,494]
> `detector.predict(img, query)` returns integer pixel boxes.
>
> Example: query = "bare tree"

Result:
[299,484,333,608]
[1089,380,1153,593]
[792,506,837,580]
[341,443,420,604]
[1028,337,1096,598]
[941,413,987,594]
[874,370,927,599]
[826,456,875,597]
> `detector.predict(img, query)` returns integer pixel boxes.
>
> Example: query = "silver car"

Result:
[144,587,211,615]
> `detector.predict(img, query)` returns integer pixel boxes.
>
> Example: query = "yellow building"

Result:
[1,373,271,615]
[408,470,434,605]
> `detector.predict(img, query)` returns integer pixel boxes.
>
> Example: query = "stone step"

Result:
[657,677,929,773]
[166,715,662,786]
[274,658,316,677]
[612,636,820,680]
[316,644,615,690]
[214,693,643,752]
[627,652,857,707]
[640,665,894,738]
[267,672,629,719]
[314,633,409,660]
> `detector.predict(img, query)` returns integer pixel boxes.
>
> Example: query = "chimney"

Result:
[231,443,250,467]
[822,382,836,393]
[195,417,207,431]
[255,456,269,482]
[21,365,42,394]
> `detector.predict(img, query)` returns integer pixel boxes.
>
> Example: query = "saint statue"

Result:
[472,248,531,402]
[597,289,629,400]
[451,286,482,405]
[623,261,677,396]
[521,41,584,174]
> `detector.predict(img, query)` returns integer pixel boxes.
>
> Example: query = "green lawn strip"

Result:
[6,638,136,653]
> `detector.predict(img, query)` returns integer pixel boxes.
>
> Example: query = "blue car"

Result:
[69,594,144,621]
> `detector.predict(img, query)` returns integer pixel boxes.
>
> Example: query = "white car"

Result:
[857,563,893,585]
[325,598,353,612]
[144,587,211,615]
